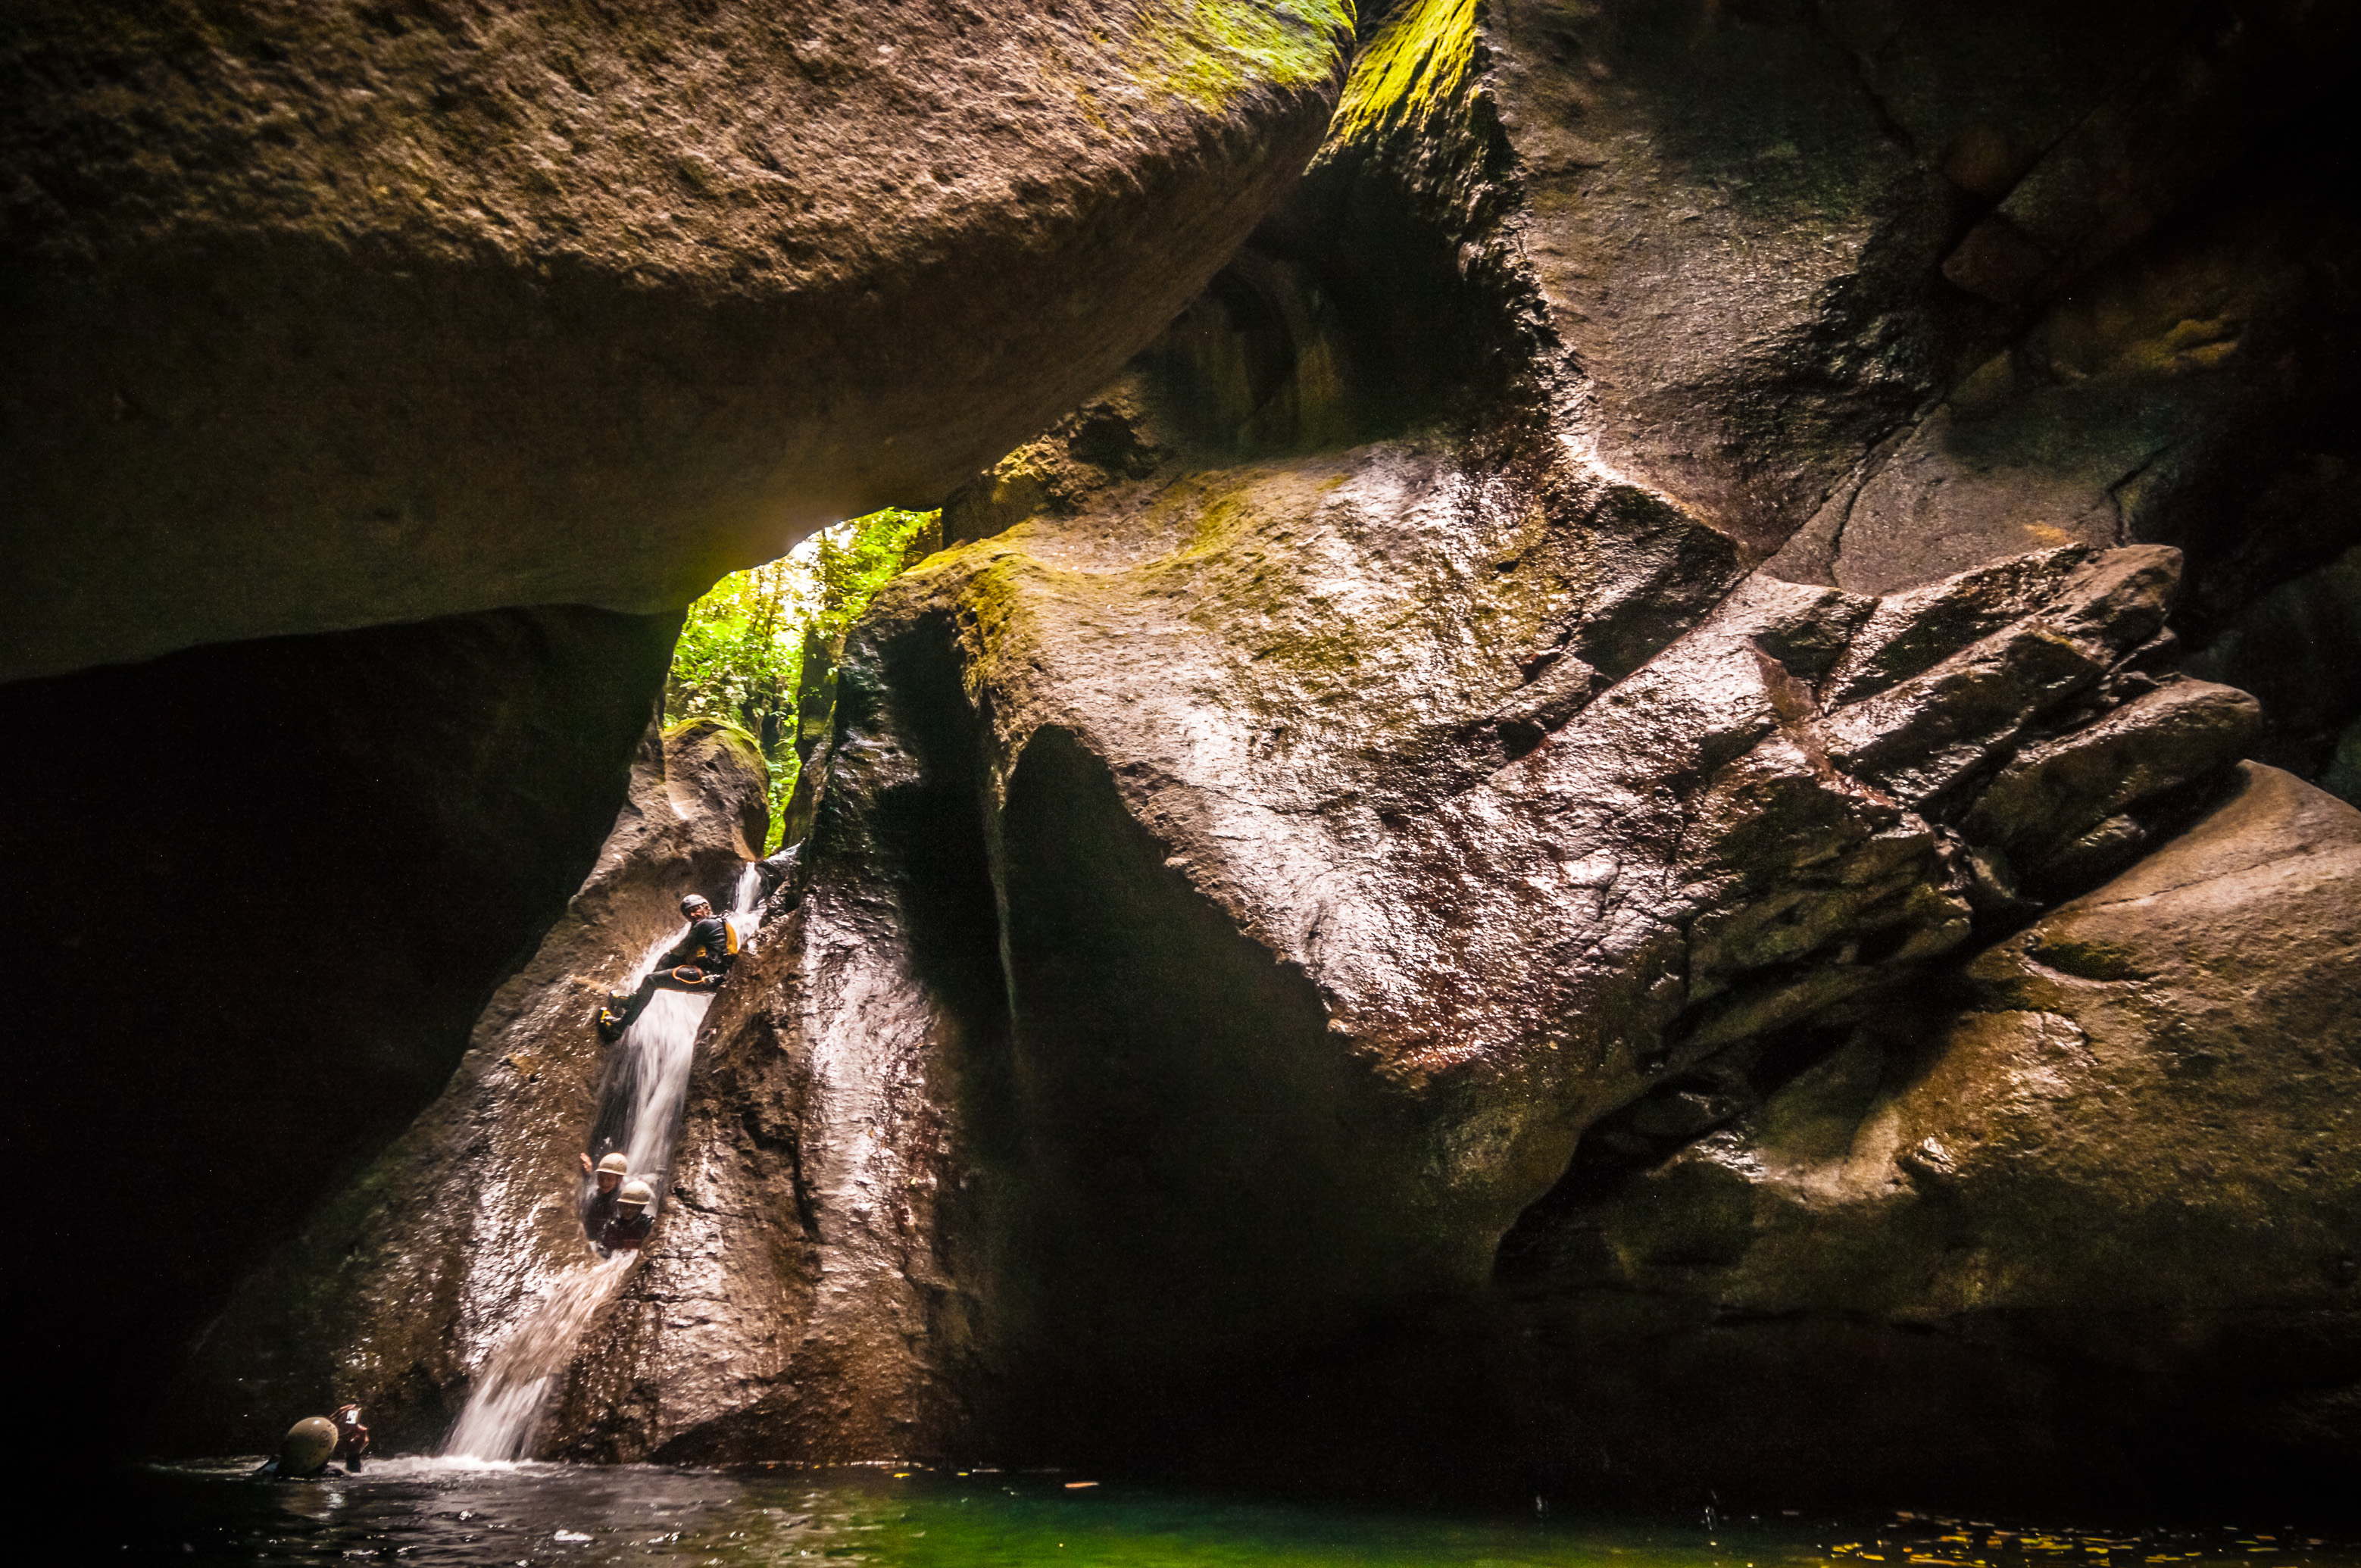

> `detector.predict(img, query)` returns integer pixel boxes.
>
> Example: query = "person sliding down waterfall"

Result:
[579,1151,631,1238]
[595,892,737,1041]
[598,1179,655,1254]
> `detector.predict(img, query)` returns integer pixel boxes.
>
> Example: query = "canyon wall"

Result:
[509,0,2361,1504]
[8,0,2356,1501]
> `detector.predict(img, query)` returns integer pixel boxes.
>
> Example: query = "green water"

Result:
[118,1460,2355,1568]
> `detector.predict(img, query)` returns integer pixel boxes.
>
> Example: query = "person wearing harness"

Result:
[595,893,738,1041]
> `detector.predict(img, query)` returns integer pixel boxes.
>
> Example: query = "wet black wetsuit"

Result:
[583,1176,626,1235]
[604,914,735,1032]
[601,1206,654,1252]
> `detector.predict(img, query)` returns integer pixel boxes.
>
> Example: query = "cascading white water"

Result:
[439,1250,636,1462]
[612,861,763,1188]
[441,864,764,1462]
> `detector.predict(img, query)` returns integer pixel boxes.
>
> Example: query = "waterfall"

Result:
[440,1250,636,1462]
[606,862,765,1191]
[441,864,763,1462]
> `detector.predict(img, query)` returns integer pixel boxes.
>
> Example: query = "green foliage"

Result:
[811,508,938,643]
[667,556,809,754]
[665,508,938,851]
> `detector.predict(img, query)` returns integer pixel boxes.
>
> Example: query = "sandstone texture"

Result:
[1,0,1352,680]
[0,604,679,1454]
[153,717,765,1454]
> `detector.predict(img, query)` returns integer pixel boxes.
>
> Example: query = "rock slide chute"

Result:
[442,863,766,1463]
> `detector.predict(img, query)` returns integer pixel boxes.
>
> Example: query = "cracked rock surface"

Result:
[552,392,2278,1482]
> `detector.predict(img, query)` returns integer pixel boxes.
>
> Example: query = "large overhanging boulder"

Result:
[0,0,1352,681]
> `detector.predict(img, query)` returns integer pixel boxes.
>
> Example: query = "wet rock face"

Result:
[1271,0,2361,792]
[0,0,1352,680]
[151,719,765,1456]
[598,441,2270,1480]
[1502,762,2361,1501]
[561,0,2361,1501]
[0,604,677,1457]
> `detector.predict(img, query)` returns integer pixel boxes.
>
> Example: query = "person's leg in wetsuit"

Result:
[598,964,722,1039]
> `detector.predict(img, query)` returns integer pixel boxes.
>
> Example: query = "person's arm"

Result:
[579,1151,593,1175]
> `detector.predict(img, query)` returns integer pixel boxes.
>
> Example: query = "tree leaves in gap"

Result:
[664,508,940,851]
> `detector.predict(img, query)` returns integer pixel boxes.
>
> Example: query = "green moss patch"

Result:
[1329,0,1478,147]
[1124,0,1354,116]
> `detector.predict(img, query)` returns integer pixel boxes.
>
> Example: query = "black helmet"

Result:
[679,893,712,915]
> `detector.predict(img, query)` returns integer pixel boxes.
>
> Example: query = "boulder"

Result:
[0,0,1353,680]
[529,352,2268,1473]
[150,717,766,1455]
[1501,763,2361,1502]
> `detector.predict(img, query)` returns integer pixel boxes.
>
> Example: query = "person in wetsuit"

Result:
[327,1403,370,1473]
[580,1151,630,1237]
[596,893,736,1041]
[600,1179,655,1254]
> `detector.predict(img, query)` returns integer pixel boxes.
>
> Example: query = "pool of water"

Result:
[115,1460,2356,1568]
